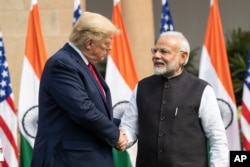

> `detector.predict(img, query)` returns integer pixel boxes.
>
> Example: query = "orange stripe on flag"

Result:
[110,2,138,89]
[25,4,48,79]
[204,0,235,102]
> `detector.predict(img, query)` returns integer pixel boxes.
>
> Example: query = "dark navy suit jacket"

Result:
[31,43,120,167]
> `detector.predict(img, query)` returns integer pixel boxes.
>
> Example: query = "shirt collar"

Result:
[68,42,89,65]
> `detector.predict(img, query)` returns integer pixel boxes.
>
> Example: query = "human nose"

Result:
[106,48,111,54]
[151,48,163,58]
[106,44,112,51]
[151,50,162,59]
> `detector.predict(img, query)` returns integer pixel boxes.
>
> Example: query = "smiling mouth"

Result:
[154,61,165,67]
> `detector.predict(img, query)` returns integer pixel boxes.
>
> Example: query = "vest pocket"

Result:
[173,106,201,130]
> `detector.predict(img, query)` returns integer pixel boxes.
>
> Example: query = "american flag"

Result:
[0,31,18,166]
[73,0,82,25]
[160,0,174,33]
[240,51,250,150]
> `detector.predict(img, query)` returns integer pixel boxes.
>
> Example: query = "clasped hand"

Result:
[116,128,128,151]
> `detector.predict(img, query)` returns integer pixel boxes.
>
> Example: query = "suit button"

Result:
[165,84,170,89]
[159,132,164,137]
[160,116,165,120]
[162,99,167,104]
[158,149,164,155]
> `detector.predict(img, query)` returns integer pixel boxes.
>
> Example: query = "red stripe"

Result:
[242,135,250,150]
[241,100,250,151]
[0,117,18,158]
[241,102,250,124]
[6,96,16,114]
[2,159,8,167]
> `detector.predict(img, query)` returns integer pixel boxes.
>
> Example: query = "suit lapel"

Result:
[62,43,113,119]
[89,65,113,116]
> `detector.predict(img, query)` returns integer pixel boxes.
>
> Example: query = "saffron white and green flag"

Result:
[106,0,138,166]
[18,0,48,166]
[199,0,241,152]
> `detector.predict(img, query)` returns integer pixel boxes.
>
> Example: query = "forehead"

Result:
[96,35,113,44]
[156,35,179,50]
[102,35,113,42]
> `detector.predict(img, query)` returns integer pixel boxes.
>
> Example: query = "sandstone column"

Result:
[121,0,155,79]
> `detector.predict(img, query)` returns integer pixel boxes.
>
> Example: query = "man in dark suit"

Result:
[31,12,127,167]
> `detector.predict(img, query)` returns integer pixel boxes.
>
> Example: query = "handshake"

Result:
[116,128,128,151]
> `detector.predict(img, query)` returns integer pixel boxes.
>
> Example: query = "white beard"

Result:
[153,61,179,76]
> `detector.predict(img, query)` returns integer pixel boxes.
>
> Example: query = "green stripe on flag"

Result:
[20,135,33,167]
[113,149,133,167]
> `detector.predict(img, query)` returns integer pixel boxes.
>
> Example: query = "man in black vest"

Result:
[120,31,229,167]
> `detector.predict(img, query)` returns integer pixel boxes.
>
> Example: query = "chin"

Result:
[100,56,106,61]
[154,67,166,75]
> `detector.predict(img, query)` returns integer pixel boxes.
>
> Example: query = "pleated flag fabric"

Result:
[18,0,48,166]
[106,0,138,166]
[199,0,241,151]
[0,31,18,167]
[240,51,250,150]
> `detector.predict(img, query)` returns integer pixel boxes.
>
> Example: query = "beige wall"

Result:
[0,0,87,106]
[120,0,154,79]
[0,0,155,106]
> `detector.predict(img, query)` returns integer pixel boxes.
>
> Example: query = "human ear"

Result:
[85,38,93,49]
[180,52,188,65]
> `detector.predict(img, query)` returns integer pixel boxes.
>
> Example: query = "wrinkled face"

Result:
[85,35,113,64]
[151,35,186,77]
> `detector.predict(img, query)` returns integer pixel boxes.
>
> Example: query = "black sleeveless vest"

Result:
[136,70,209,167]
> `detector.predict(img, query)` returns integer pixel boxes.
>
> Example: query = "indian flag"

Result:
[18,0,48,166]
[106,0,138,166]
[199,0,241,151]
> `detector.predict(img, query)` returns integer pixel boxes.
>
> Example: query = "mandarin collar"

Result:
[162,69,185,82]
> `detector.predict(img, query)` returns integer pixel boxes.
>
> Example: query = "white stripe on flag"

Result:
[105,57,132,104]
[18,57,40,147]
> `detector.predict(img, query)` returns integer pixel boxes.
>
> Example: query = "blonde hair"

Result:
[69,11,120,47]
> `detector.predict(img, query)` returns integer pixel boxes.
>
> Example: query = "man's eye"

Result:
[160,49,169,54]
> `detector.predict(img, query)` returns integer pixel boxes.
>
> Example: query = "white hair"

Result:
[159,31,190,65]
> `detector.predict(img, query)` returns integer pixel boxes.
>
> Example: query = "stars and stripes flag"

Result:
[160,0,174,33]
[73,0,82,25]
[199,0,241,151]
[106,0,138,166]
[18,0,48,166]
[0,31,18,167]
[240,51,250,150]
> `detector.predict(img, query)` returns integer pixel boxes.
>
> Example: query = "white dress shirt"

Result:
[120,84,229,167]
